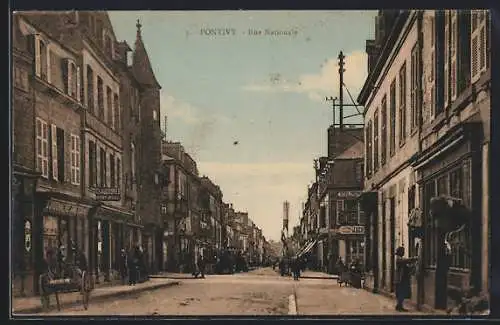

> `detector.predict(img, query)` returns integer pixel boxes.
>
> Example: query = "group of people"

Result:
[118,245,149,286]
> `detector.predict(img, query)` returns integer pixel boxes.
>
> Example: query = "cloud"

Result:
[241,50,368,103]
[160,91,231,157]
[197,162,314,240]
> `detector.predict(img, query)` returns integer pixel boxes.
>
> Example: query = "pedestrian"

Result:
[394,246,417,312]
[119,248,128,285]
[127,246,139,286]
[197,254,206,279]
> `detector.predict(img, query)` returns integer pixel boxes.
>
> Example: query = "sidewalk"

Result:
[294,280,433,316]
[300,270,338,280]
[12,278,180,315]
[150,272,196,279]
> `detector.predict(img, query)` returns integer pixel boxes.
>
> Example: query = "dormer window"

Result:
[64,59,80,101]
[33,34,50,82]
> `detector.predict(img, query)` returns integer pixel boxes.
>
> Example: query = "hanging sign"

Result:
[24,220,32,252]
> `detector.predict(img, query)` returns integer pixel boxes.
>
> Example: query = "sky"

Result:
[109,11,377,242]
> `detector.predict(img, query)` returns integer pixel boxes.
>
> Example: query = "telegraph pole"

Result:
[325,96,337,128]
[338,51,345,130]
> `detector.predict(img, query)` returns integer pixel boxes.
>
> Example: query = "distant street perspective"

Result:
[11,9,490,318]
[15,267,434,316]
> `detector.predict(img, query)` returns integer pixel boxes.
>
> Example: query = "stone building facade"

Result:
[11,11,163,295]
[358,10,490,311]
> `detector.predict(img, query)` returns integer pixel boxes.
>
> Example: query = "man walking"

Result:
[119,248,128,285]
[197,254,206,279]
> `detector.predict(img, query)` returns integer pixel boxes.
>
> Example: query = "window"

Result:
[366,120,372,177]
[399,63,407,144]
[319,206,326,228]
[355,161,364,184]
[86,66,94,113]
[336,200,345,224]
[100,147,106,187]
[131,142,136,183]
[471,10,489,83]
[154,173,159,185]
[36,37,49,81]
[14,67,29,92]
[114,94,120,131]
[89,140,97,187]
[36,118,49,178]
[110,153,115,187]
[389,80,396,156]
[116,157,121,188]
[410,44,420,131]
[345,199,358,225]
[97,77,104,120]
[381,96,387,165]
[153,110,158,121]
[65,60,79,99]
[106,86,113,126]
[70,134,80,185]
[50,125,58,181]
[373,109,379,171]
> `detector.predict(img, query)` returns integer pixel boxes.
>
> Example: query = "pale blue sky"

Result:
[109,11,376,241]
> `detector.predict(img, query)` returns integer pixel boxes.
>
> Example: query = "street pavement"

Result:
[14,268,436,316]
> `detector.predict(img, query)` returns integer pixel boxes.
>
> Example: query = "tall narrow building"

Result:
[132,20,164,273]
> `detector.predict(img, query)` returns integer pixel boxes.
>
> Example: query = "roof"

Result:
[132,19,161,89]
[335,139,364,159]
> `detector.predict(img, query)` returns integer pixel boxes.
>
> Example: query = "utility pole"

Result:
[338,51,345,130]
[325,96,337,128]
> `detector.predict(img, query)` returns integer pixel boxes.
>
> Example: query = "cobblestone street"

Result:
[21,269,435,316]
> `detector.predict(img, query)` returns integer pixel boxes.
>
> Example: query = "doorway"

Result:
[389,197,396,293]
[381,201,386,290]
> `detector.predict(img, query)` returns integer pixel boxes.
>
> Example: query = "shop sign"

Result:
[43,216,58,236]
[93,187,121,201]
[337,225,365,235]
[24,220,32,252]
[337,191,362,199]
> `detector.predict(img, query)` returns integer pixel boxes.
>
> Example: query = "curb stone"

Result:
[12,281,180,315]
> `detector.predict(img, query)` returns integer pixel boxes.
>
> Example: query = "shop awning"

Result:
[296,239,318,258]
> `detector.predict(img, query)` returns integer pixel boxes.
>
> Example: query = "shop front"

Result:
[32,192,93,295]
[358,191,378,292]
[414,122,483,310]
[334,225,365,268]
[11,166,39,297]
[91,205,134,283]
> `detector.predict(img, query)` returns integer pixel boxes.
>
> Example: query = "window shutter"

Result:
[471,10,481,83]
[51,124,58,181]
[34,36,41,77]
[46,48,52,84]
[450,11,458,102]
[76,66,81,102]
[444,11,449,108]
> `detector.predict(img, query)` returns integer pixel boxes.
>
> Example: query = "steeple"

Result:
[132,18,161,89]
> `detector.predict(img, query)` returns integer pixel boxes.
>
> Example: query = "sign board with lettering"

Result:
[337,225,365,235]
[93,187,121,201]
[336,191,362,199]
